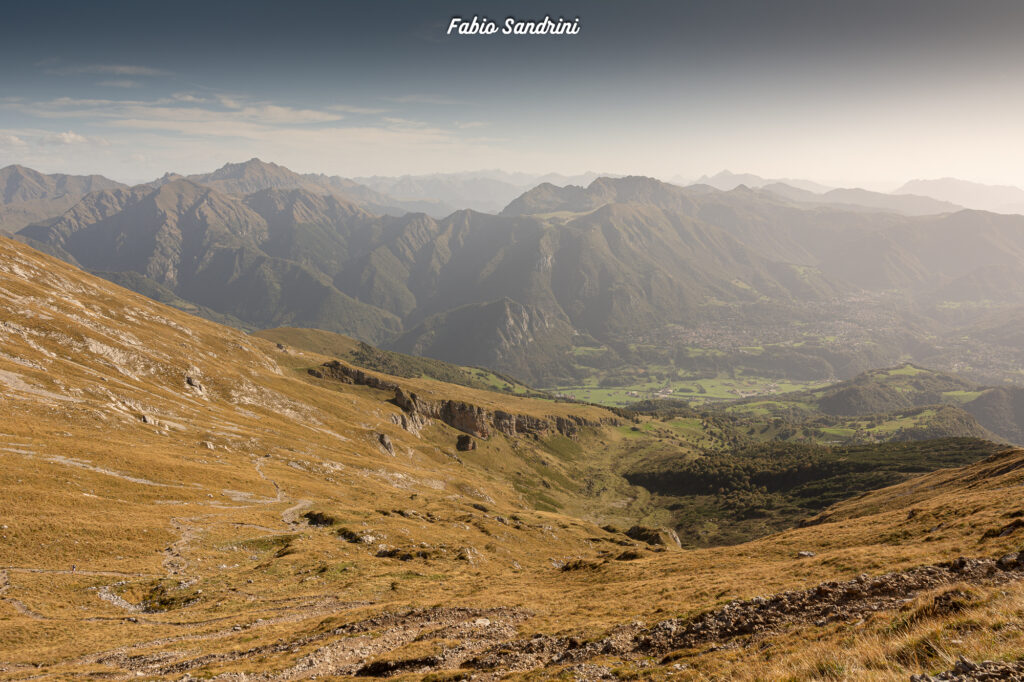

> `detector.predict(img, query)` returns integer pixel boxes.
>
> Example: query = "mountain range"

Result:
[896,177,1024,214]
[353,169,608,214]
[12,159,1024,386]
[686,170,833,193]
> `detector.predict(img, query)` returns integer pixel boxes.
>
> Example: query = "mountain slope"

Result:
[1,234,1023,679]
[254,326,540,395]
[392,298,577,385]
[20,180,401,343]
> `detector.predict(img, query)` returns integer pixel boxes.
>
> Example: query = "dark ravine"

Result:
[310,359,615,439]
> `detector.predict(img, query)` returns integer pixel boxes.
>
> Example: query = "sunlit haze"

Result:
[2,0,1024,187]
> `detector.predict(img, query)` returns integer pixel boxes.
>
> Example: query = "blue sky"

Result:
[2,0,1024,186]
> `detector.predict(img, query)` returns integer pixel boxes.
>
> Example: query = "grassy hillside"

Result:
[719,363,1020,445]
[2,235,1023,680]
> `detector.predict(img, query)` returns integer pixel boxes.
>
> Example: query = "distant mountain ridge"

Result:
[0,164,126,233]
[353,169,608,214]
[761,182,962,216]
[15,163,1024,385]
[184,157,447,216]
[691,170,833,194]
[895,177,1024,214]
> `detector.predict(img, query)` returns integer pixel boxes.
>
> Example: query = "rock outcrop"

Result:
[377,432,395,456]
[309,360,399,392]
[313,360,615,440]
[395,386,606,440]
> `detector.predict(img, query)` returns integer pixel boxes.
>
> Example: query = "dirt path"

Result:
[160,516,204,581]
[2,566,160,578]
[281,499,312,526]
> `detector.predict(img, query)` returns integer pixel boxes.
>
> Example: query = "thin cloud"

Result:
[98,80,141,88]
[383,117,430,128]
[39,130,89,145]
[9,96,345,127]
[384,94,460,105]
[169,93,206,103]
[46,63,170,77]
[327,104,390,115]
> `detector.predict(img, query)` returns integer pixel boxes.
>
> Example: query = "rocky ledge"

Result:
[312,360,615,440]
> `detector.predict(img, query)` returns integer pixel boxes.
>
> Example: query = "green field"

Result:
[551,373,832,407]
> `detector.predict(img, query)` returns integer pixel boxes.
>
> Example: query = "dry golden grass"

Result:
[0,235,1022,680]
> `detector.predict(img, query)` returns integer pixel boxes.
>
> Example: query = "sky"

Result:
[2,0,1024,187]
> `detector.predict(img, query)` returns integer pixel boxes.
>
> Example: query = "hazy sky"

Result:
[2,0,1024,187]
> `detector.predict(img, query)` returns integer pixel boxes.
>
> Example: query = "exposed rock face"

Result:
[393,387,491,437]
[456,435,476,451]
[377,432,395,456]
[310,360,399,391]
[313,359,615,440]
[395,386,606,440]
[389,411,429,436]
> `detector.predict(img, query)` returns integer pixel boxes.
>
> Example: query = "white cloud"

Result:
[35,130,109,146]
[169,93,207,103]
[0,134,27,147]
[42,130,88,145]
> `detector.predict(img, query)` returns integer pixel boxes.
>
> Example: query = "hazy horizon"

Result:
[4,0,1024,187]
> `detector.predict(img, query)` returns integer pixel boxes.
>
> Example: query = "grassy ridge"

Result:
[254,326,540,396]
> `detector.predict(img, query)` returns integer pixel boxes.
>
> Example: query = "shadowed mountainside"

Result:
[16,168,1024,389]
